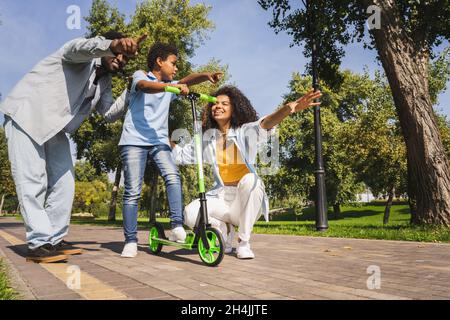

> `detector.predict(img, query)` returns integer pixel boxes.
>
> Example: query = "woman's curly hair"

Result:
[202,86,259,131]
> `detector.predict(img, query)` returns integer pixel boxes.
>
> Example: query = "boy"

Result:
[119,42,222,257]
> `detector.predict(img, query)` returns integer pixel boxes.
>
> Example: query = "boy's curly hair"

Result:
[202,86,259,131]
[147,42,179,70]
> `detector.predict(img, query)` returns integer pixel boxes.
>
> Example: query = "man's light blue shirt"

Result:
[119,71,178,147]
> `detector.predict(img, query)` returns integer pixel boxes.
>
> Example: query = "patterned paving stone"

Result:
[1,217,449,300]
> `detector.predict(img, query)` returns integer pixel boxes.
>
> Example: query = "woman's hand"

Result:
[261,89,323,130]
[286,89,323,114]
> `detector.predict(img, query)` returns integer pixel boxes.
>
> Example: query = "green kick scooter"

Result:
[148,86,225,267]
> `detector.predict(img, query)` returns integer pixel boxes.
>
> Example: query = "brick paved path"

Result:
[0,216,449,300]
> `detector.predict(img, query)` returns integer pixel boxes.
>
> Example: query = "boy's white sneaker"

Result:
[121,242,137,258]
[236,241,255,259]
[169,226,187,243]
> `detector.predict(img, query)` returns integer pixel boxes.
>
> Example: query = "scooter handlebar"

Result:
[198,93,217,103]
[165,86,181,94]
[165,86,217,103]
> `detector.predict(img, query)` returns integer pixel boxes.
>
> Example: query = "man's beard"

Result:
[101,58,123,75]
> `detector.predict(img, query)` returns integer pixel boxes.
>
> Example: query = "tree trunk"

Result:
[333,203,341,219]
[367,0,450,226]
[108,163,122,222]
[407,161,418,224]
[0,194,5,216]
[383,188,394,225]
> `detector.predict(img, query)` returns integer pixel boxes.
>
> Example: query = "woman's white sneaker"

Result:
[121,242,138,258]
[236,241,255,259]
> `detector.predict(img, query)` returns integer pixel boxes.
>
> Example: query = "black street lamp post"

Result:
[304,0,328,231]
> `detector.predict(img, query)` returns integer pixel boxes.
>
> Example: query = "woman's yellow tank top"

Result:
[216,141,250,185]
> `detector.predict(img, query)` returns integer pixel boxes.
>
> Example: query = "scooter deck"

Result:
[150,232,197,250]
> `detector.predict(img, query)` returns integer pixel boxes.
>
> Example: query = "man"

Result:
[0,31,145,263]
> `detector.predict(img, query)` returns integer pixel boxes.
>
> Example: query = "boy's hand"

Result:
[286,89,322,114]
[206,72,223,84]
[174,84,190,95]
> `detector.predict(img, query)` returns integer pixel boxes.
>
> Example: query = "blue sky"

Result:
[0,0,449,123]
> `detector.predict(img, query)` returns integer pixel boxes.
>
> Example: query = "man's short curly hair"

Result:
[102,30,127,40]
[147,42,179,70]
[202,86,259,131]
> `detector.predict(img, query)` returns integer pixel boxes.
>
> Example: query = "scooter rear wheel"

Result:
[149,223,164,255]
[198,227,224,267]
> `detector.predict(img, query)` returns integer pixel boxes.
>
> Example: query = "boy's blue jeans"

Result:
[120,144,184,244]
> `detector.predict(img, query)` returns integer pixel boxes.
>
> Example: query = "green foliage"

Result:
[342,71,408,198]
[265,65,450,217]
[429,46,450,105]
[73,180,110,216]
[258,0,450,86]
[263,71,373,211]
[74,161,109,183]
[84,0,126,37]
[0,128,15,199]
[125,0,214,74]
[436,114,450,160]
[257,1,450,223]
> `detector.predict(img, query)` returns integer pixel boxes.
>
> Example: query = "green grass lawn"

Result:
[0,259,17,300]
[253,204,450,242]
[69,203,450,243]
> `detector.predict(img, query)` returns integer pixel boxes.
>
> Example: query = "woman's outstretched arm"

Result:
[260,89,323,130]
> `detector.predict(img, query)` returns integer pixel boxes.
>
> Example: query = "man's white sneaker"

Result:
[236,241,255,259]
[168,226,187,243]
[121,242,137,258]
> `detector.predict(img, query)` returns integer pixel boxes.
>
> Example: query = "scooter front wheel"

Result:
[198,227,224,267]
[149,223,164,255]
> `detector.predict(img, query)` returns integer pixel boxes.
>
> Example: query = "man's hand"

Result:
[286,89,323,114]
[207,72,223,84]
[110,34,147,58]
[174,84,189,95]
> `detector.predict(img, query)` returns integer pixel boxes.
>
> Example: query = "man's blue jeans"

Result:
[120,144,184,244]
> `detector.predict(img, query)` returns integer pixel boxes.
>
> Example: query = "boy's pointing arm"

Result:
[178,72,223,86]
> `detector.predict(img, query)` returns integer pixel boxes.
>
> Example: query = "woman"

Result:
[172,86,322,259]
